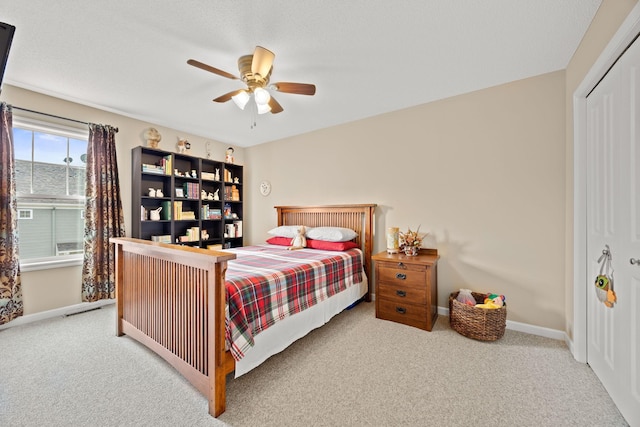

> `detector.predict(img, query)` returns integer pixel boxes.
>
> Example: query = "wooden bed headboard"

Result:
[275,204,376,302]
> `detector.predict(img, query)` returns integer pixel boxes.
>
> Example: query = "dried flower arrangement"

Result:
[399,226,426,255]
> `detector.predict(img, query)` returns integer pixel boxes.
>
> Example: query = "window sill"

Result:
[20,256,83,272]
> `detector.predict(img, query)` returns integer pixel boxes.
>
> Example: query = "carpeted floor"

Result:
[0,302,629,426]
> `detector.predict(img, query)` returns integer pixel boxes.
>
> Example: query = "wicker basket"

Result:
[449,291,506,341]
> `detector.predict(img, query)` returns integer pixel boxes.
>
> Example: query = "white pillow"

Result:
[306,227,357,242]
[267,225,311,238]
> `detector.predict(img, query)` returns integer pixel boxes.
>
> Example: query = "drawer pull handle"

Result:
[395,273,406,280]
[396,307,406,314]
[397,262,406,269]
[396,290,406,297]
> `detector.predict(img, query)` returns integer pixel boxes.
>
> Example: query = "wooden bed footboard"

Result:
[112,204,376,417]
[111,237,236,416]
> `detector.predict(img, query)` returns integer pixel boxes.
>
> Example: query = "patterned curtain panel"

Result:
[81,124,125,302]
[0,103,23,325]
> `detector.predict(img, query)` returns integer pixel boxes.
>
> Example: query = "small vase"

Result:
[404,246,419,256]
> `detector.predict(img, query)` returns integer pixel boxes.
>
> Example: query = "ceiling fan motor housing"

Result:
[238,54,272,90]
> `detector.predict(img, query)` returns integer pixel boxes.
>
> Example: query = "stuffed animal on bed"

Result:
[288,226,307,250]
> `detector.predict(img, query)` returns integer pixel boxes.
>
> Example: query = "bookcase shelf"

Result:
[132,146,243,249]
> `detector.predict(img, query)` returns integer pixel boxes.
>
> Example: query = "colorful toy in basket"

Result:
[475,293,506,309]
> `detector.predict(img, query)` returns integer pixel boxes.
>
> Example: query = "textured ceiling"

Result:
[0,1,602,147]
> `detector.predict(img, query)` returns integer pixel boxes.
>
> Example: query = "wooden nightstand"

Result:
[372,249,439,331]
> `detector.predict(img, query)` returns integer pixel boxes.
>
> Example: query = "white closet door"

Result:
[586,34,640,426]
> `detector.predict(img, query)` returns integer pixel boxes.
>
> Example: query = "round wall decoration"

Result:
[260,180,271,196]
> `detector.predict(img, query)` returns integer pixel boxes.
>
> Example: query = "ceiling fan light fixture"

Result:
[231,91,250,110]
[257,103,271,115]
[254,87,271,105]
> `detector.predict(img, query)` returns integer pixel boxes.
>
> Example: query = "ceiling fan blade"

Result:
[213,89,245,103]
[268,96,284,114]
[272,82,316,96]
[187,59,239,80]
[251,46,275,79]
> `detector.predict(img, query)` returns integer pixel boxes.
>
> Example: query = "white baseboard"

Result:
[437,306,566,341]
[0,299,115,330]
[3,300,567,343]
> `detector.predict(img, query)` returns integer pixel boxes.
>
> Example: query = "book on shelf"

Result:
[233,220,243,238]
[162,155,172,175]
[173,201,183,220]
[201,205,222,220]
[225,221,242,238]
[178,226,200,242]
[181,211,196,220]
[151,235,172,243]
[161,201,172,220]
[142,164,164,174]
[182,182,200,199]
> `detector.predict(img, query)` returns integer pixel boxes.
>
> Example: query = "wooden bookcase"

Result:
[131,146,243,249]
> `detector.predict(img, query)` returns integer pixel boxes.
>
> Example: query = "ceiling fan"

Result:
[187,46,316,115]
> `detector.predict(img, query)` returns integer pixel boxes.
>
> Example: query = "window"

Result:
[13,117,88,266]
[18,209,33,220]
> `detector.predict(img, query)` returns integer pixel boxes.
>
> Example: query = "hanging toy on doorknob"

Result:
[595,245,617,308]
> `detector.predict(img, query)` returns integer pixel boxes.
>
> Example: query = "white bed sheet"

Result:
[234,275,368,378]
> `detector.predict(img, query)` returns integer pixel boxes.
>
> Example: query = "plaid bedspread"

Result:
[224,244,364,360]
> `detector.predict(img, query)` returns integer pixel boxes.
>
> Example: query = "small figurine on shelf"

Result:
[234,177,240,184]
[144,128,162,148]
[191,169,197,178]
[225,147,235,164]
[207,192,214,200]
[201,189,207,200]
[214,168,220,181]
[156,189,163,197]
[148,188,156,197]
[213,189,220,200]
[177,137,191,154]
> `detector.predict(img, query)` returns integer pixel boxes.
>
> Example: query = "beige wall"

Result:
[6,1,638,332]
[1,84,241,315]
[247,71,566,329]
[563,0,639,339]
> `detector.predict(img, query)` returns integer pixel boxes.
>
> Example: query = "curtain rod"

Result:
[11,105,119,132]
[11,105,89,126]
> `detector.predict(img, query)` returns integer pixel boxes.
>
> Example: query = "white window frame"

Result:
[13,116,89,271]
[18,209,33,220]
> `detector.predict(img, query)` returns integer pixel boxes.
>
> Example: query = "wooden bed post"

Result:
[114,240,124,336]
[209,260,230,417]
[363,204,375,302]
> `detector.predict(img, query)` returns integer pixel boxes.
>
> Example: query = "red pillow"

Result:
[266,236,292,246]
[266,236,359,251]
[306,239,359,251]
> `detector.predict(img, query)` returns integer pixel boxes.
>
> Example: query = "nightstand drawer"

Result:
[377,264,426,287]
[377,282,427,305]
[377,298,428,330]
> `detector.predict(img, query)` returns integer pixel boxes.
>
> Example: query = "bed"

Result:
[111,204,376,417]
